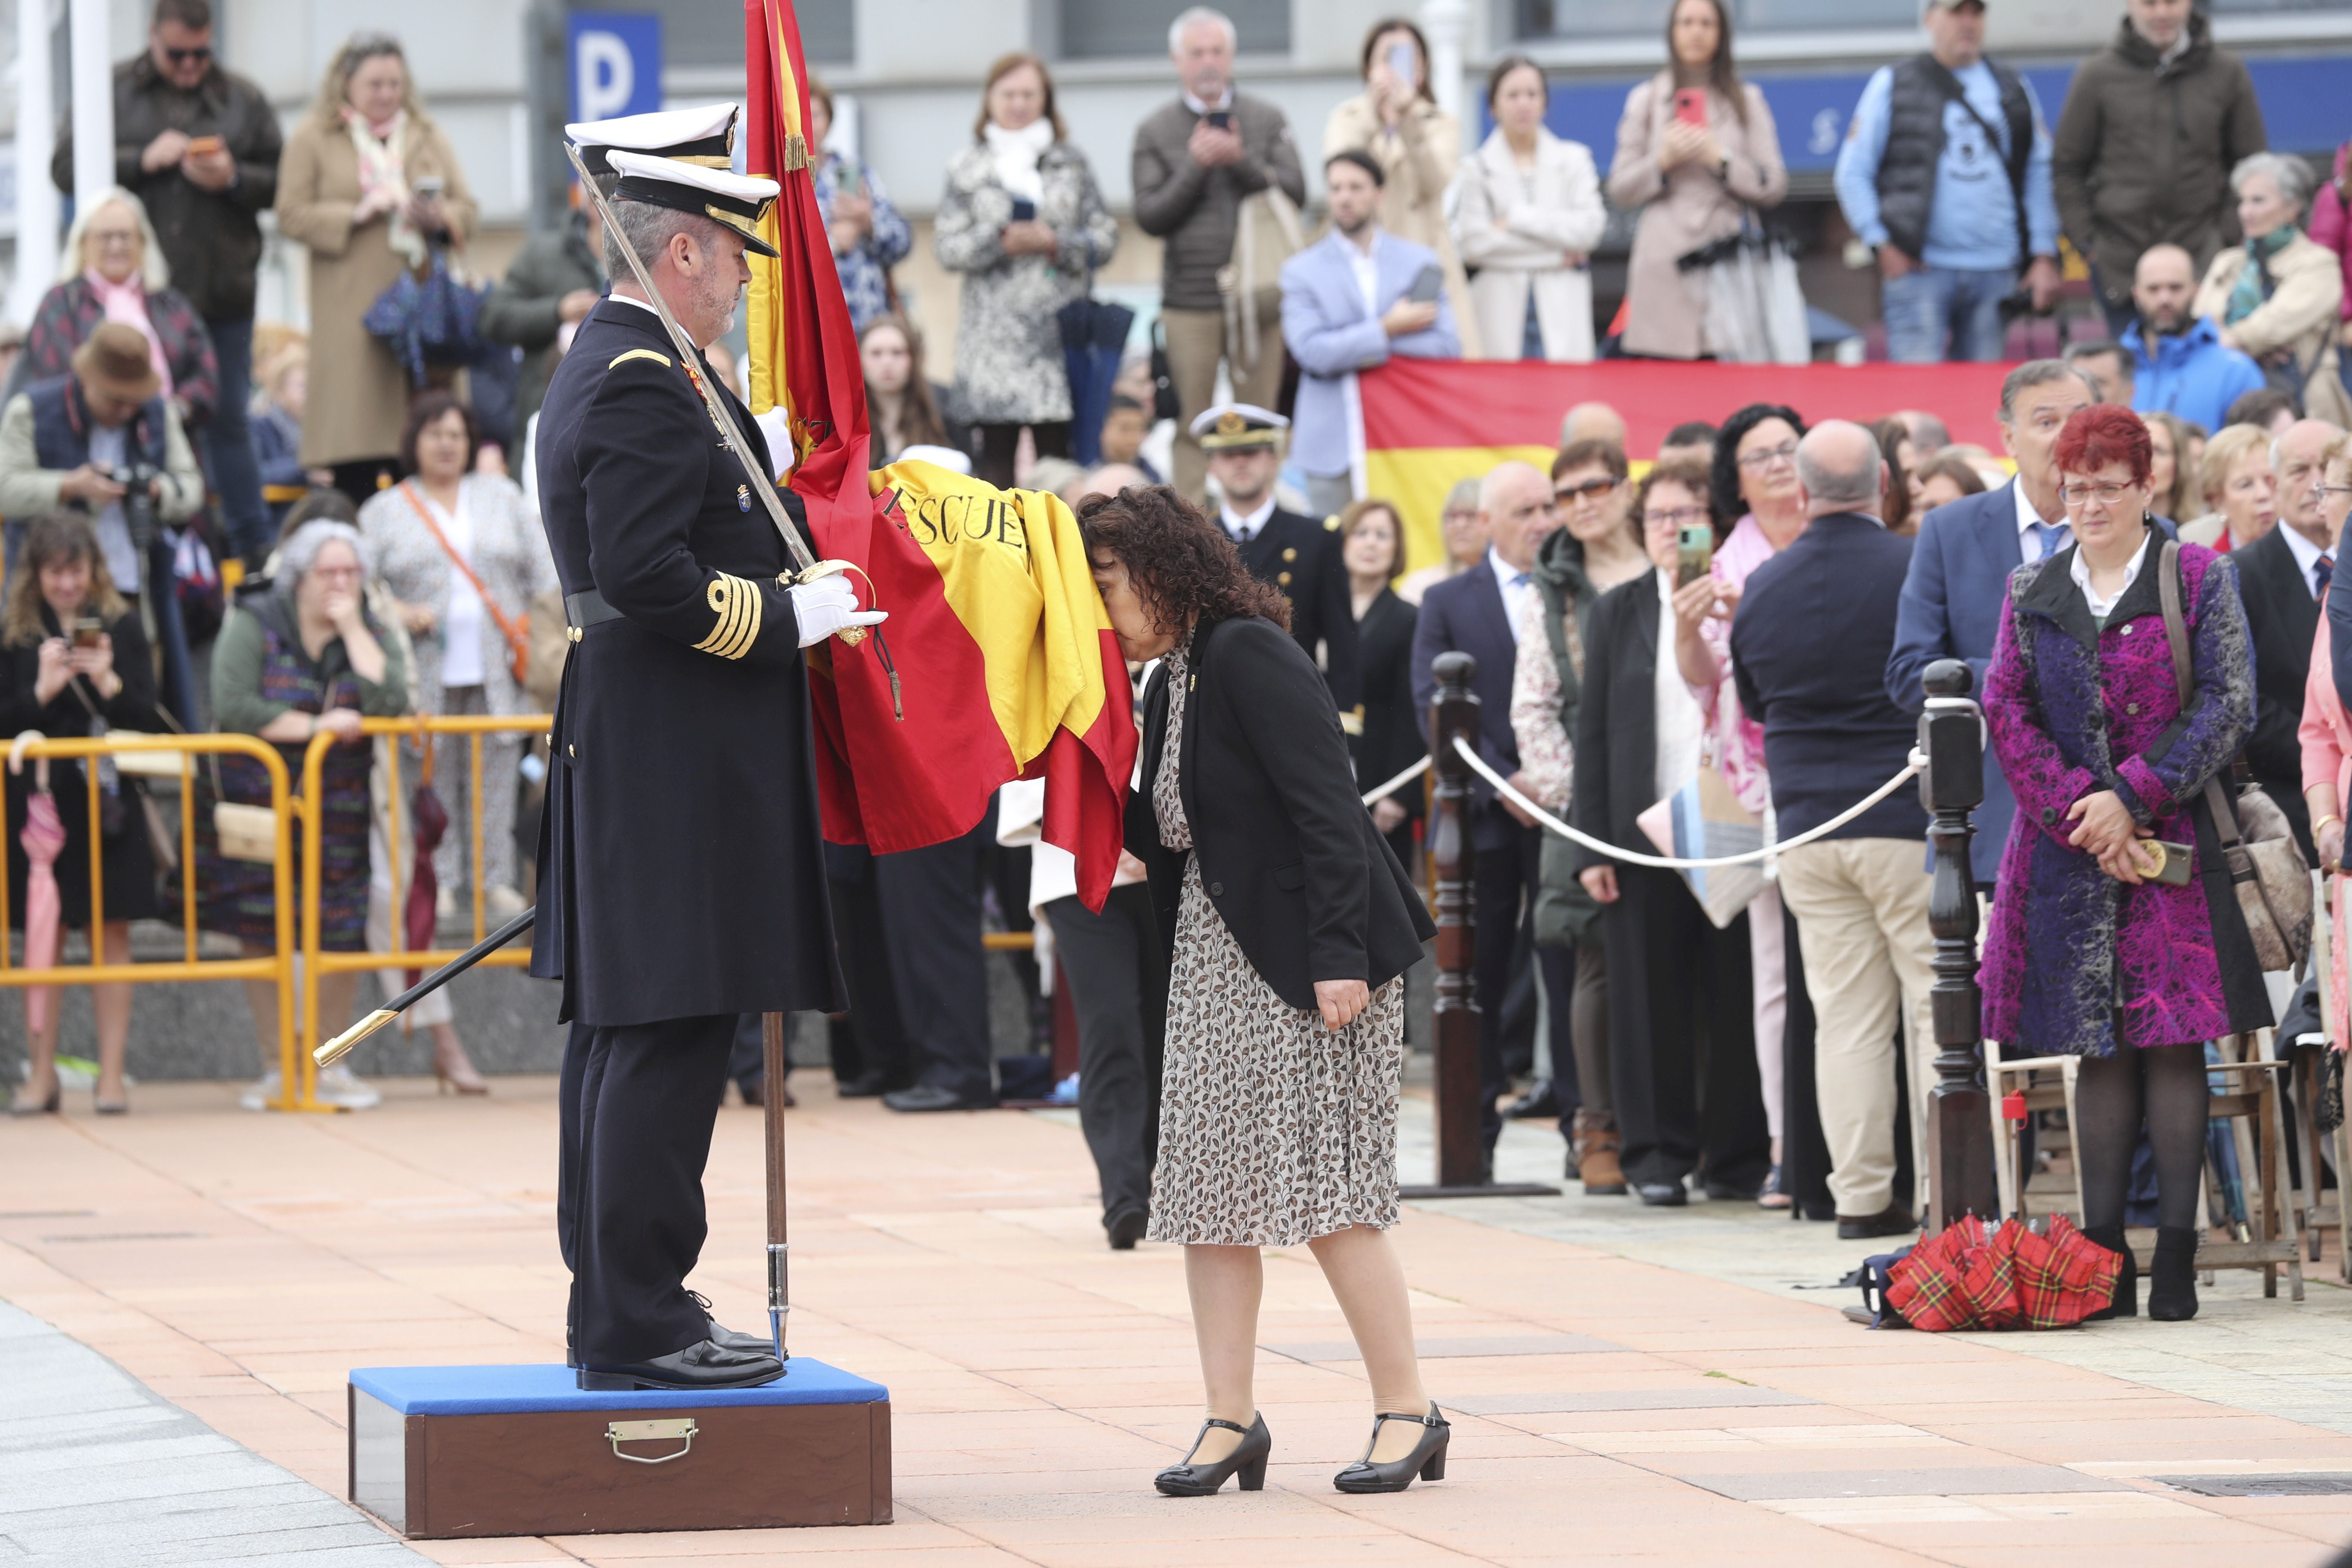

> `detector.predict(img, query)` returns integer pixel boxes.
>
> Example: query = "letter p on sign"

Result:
[567,12,663,124]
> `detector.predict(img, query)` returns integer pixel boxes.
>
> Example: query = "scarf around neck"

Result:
[2226,226,2299,325]
[81,269,172,396]
[982,116,1054,205]
[341,105,427,269]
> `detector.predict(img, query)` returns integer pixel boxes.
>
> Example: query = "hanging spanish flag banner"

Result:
[744,0,1133,909]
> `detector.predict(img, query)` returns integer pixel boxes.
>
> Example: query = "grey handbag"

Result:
[2158,541,2313,973]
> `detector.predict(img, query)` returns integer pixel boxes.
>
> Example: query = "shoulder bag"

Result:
[397,481,529,685]
[2156,540,2312,973]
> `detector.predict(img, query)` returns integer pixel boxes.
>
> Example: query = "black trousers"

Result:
[1473,824,1575,1148]
[729,1012,793,1096]
[558,1014,735,1366]
[1602,864,1771,1192]
[1776,901,1836,1220]
[825,842,908,1090]
[972,420,1071,491]
[1046,884,1168,1226]
[874,815,995,1103]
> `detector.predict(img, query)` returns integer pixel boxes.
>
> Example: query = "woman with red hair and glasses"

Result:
[1979,403,2269,1324]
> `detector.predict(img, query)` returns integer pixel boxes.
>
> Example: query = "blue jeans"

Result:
[1882,265,2013,363]
[200,316,271,562]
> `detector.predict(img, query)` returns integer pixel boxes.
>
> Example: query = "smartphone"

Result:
[413,175,445,198]
[1386,40,1416,88]
[1676,524,1713,588]
[1673,89,1707,129]
[2131,839,2197,886]
[1204,110,1232,131]
[1008,196,1037,223]
[1406,263,1443,305]
[71,617,104,649]
[185,134,225,157]
[830,161,860,194]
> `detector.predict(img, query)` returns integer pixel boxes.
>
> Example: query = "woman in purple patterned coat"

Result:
[1980,404,2271,1324]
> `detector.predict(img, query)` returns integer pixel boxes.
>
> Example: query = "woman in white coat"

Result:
[1455,57,1605,362]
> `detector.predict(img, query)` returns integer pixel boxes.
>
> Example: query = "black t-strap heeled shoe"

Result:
[1333,1405,1449,1494]
[1153,1413,1271,1496]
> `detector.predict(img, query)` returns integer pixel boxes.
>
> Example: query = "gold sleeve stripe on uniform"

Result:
[693,573,763,660]
[609,348,672,370]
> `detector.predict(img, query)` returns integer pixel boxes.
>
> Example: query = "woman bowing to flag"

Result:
[1082,485,1444,1498]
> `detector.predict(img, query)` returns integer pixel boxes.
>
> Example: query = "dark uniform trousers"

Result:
[1473,820,1577,1150]
[1603,865,1770,1193]
[558,1014,738,1366]
[875,815,995,1104]
[1044,882,1167,1224]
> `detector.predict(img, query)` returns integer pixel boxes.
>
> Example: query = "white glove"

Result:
[788,574,888,647]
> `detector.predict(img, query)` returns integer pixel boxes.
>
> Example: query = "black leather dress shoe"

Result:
[1835,1203,1918,1241]
[882,1084,996,1113]
[834,1072,891,1098]
[1636,1182,1688,1207]
[576,1338,783,1391]
[687,1289,779,1357]
[1501,1079,1562,1120]
[1106,1208,1148,1250]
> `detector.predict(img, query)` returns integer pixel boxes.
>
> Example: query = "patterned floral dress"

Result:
[1147,638,1406,1248]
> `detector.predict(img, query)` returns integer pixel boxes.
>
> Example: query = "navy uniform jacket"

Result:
[529,297,842,1026]
[1236,506,1360,727]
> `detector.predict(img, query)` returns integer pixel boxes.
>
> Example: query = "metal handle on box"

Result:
[606,1417,697,1464]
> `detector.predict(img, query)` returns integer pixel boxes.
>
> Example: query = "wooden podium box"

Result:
[348,1361,891,1538]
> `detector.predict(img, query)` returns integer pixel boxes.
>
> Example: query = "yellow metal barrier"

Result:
[297,715,550,1073]
[0,732,309,1108]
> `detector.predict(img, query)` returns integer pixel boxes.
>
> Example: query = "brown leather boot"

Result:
[1572,1109,1627,1195]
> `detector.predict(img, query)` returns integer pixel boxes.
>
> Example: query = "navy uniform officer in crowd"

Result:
[532,150,885,1392]
[1193,402,1362,733]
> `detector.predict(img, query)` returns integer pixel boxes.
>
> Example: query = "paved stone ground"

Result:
[9,1075,2352,1566]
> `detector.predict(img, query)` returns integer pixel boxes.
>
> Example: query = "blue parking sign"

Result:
[568,12,662,123]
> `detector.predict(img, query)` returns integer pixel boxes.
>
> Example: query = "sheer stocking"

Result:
[2075,1042,2208,1232]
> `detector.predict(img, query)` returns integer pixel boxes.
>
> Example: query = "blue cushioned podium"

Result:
[349,1360,891,1538]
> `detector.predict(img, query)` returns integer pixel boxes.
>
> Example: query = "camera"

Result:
[108,461,162,550]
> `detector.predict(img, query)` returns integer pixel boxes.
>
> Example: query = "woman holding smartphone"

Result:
[276,32,476,504]
[934,52,1118,490]
[0,516,165,1115]
[1981,405,2268,1323]
[1606,0,1787,360]
[1326,18,1479,357]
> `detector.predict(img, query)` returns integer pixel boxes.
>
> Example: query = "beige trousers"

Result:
[1777,838,1938,1219]
[1161,300,1285,505]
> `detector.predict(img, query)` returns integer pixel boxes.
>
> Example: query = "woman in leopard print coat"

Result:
[1082,484,1447,1497]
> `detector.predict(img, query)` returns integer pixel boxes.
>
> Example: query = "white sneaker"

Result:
[239,1071,282,1111]
[315,1065,381,1110]
[485,885,527,917]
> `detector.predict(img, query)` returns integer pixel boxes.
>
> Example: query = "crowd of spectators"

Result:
[9,1,2352,1326]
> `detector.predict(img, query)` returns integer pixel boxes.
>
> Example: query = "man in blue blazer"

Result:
[1885,359,2097,882]
[1279,148,1458,518]
[1410,460,1572,1174]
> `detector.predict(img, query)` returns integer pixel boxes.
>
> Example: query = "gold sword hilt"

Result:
[791,559,876,648]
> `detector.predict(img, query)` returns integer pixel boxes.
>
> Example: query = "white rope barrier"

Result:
[1449,735,1926,872]
[1360,755,1431,808]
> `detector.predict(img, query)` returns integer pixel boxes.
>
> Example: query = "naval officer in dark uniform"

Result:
[533,145,884,1392]
[1193,403,1362,736]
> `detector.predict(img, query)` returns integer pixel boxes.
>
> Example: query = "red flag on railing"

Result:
[741,0,1132,908]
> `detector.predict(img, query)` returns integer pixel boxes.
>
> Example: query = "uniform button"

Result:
[1277,571,1293,586]
[1209,881,1224,896]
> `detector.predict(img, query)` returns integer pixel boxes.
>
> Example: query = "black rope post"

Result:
[1400,651,1557,1200]
[1920,658,1997,1232]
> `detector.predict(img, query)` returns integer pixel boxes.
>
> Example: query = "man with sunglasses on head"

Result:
[52,0,280,569]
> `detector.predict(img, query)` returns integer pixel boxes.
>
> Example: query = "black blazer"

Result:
[1409,560,1522,847]
[2233,522,2321,861]
[1569,569,1664,875]
[1237,508,1361,723]
[1355,588,1424,815]
[1126,615,1434,1011]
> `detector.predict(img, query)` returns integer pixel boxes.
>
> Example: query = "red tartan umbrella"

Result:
[1888,1214,2120,1331]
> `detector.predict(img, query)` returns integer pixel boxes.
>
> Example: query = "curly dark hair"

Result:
[1710,401,1806,534]
[1076,485,1290,636]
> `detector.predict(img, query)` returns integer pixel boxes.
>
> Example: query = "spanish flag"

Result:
[744,0,1133,909]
